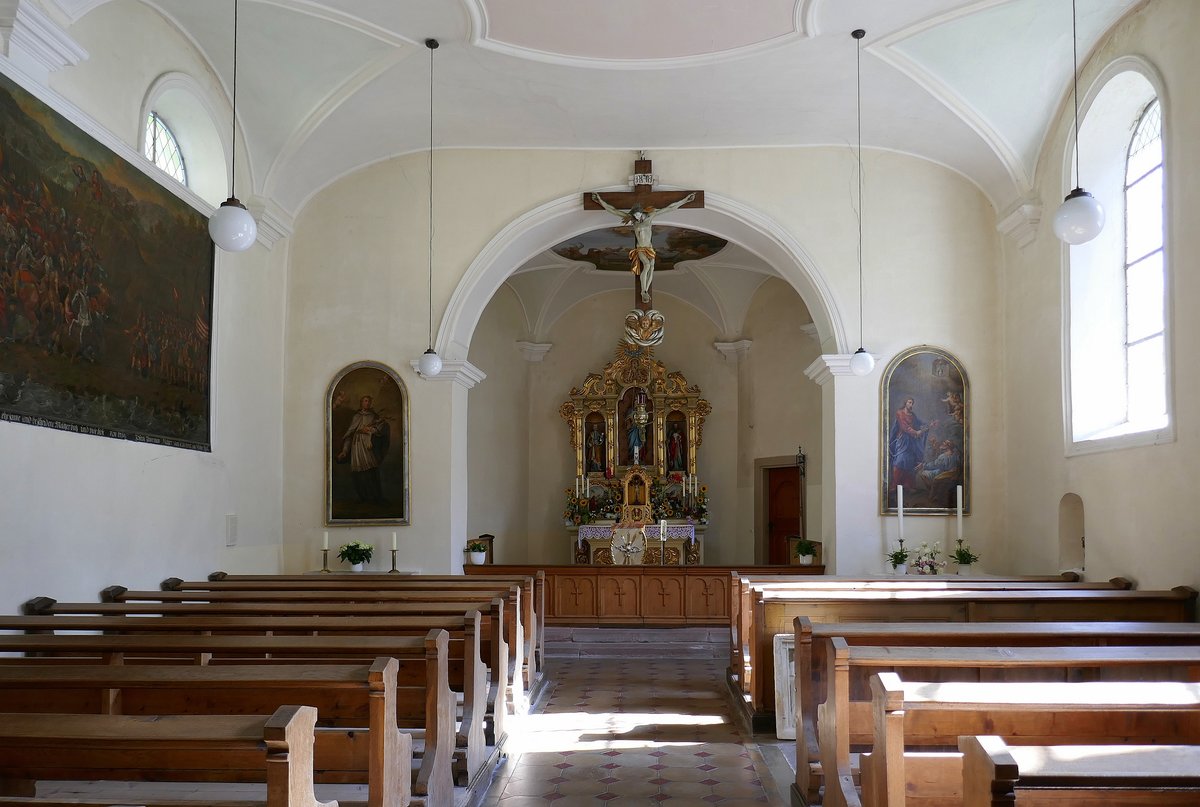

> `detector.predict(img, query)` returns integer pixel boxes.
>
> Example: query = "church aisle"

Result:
[478,655,779,805]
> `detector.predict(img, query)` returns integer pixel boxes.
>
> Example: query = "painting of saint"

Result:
[880,346,968,514]
[327,362,409,524]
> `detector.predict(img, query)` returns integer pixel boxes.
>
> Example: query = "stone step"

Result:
[545,627,730,658]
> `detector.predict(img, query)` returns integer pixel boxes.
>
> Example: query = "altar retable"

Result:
[560,341,711,565]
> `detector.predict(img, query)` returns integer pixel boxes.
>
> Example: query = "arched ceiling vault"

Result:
[49,0,1138,218]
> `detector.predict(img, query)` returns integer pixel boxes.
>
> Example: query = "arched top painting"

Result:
[326,361,409,526]
[880,346,968,515]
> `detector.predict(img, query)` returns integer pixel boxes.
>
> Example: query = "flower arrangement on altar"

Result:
[563,488,592,526]
[951,538,980,566]
[689,484,709,523]
[337,541,374,566]
[885,538,910,570]
[911,542,947,575]
[650,477,673,520]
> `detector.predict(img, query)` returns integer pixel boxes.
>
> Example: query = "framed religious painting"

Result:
[879,345,969,515]
[0,68,214,449]
[325,361,409,525]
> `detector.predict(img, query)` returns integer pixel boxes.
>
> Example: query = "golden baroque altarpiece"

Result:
[559,341,711,565]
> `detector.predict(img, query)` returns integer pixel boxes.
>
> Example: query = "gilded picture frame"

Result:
[325,361,410,526]
[879,345,969,515]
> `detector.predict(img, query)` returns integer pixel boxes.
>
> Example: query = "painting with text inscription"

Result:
[0,70,214,450]
[880,345,969,515]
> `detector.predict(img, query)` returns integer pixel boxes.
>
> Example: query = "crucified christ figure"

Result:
[591,191,696,303]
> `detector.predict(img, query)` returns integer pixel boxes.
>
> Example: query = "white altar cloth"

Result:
[575,523,696,550]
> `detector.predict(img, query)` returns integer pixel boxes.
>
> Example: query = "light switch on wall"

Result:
[225,514,238,547]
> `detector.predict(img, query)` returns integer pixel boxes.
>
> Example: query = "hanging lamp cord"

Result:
[854,29,865,350]
[1070,0,1082,188]
[427,39,437,351]
[229,0,239,198]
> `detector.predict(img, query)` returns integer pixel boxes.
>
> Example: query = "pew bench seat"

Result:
[863,674,1200,807]
[0,706,333,807]
[960,735,1200,807]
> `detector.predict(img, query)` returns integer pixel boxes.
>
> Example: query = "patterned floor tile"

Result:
[480,655,778,805]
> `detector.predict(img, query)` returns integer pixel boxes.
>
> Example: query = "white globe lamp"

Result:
[208,198,257,252]
[849,347,875,376]
[1053,188,1105,245]
[418,348,442,378]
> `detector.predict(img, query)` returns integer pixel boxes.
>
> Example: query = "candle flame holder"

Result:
[320,548,331,573]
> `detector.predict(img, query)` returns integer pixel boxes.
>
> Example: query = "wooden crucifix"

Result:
[585,154,705,310]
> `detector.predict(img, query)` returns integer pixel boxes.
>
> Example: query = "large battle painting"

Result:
[0,70,214,450]
[880,346,969,515]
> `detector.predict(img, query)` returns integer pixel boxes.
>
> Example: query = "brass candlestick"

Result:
[320,548,331,573]
[388,548,400,574]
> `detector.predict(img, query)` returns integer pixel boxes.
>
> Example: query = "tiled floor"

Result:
[478,655,784,806]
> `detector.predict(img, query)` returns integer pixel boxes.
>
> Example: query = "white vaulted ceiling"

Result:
[47,0,1140,218]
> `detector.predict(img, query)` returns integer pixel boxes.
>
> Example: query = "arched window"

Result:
[143,111,188,186]
[1065,66,1170,454]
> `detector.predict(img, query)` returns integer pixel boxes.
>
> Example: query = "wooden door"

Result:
[766,466,800,565]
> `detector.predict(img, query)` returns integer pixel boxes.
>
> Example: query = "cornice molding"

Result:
[996,197,1042,249]
[0,0,87,83]
[515,341,552,362]
[713,339,753,362]
[246,195,294,249]
[408,359,487,389]
[804,353,864,386]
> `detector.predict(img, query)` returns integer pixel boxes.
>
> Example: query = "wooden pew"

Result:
[0,704,333,807]
[0,659,411,807]
[0,632,458,806]
[747,585,1197,726]
[960,735,1200,807]
[727,574,1124,706]
[25,595,519,733]
[867,674,1200,807]
[103,583,531,703]
[0,609,504,753]
[816,640,1200,807]
[790,617,1200,802]
[202,571,546,682]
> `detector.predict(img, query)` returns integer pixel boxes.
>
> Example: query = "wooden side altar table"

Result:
[570,524,703,565]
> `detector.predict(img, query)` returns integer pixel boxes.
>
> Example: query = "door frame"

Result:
[754,453,807,565]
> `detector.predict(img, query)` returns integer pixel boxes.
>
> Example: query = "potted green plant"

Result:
[792,536,817,566]
[951,538,980,575]
[885,538,910,575]
[337,540,373,572]
[465,540,489,565]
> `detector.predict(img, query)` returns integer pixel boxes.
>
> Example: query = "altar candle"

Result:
[392,531,398,551]
[575,477,579,497]
[659,519,666,541]
[586,477,590,497]
[956,485,963,540]
[323,531,329,550]
[897,486,905,539]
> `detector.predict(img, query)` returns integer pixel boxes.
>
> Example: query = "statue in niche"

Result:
[587,422,605,473]
[667,423,685,472]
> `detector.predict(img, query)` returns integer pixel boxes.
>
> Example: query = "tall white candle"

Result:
[575,477,579,497]
[956,485,963,540]
[322,530,329,550]
[897,485,905,539]
[392,531,398,551]
[586,477,590,497]
[660,519,666,541]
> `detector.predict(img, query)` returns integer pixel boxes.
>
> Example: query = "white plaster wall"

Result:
[284,146,1001,573]
[739,278,824,560]
[1003,0,1200,590]
[0,1,284,612]
[467,285,530,562]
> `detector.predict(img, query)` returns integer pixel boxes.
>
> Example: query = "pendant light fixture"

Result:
[208,0,257,252]
[1053,0,1104,245]
[848,28,875,378]
[417,38,443,378]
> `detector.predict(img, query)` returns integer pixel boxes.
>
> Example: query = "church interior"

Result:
[1,1,1198,805]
